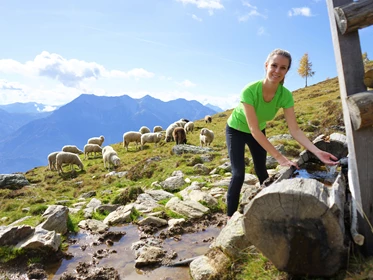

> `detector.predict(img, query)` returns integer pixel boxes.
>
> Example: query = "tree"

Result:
[297,53,315,87]
[362,52,369,65]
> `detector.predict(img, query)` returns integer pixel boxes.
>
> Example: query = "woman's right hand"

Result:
[277,155,299,169]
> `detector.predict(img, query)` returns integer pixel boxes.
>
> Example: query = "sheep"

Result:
[84,144,102,159]
[204,115,212,123]
[153,126,163,133]
[62,145,83,155]
[123,131,142,151]
[103,148,120,169]
[179,118,190,123]
[184,121,194,134]
[165,123,179,142]
[173,127,187,145]
[102,145,115,155]
[88,135,105,147]
[174,120,187,128]
[56,152,84,174]
[139,126,151,134]
[200,128,214,147]
[141,132,163,150]
[47,151,60,171]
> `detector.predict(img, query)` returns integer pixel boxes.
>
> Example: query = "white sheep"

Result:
[184,121,194,134]
[47,151,60,171]
[56,152,84,174]
[123,131,142,151]
[88,135,105,147]
[102,145,115,155]
[165,123,179,142]
[139,126,151,134]
[204,115,212,123]
[141,132,163,150]
[200,128,214,147]
[84,144,102,159]
[103,149,121,169]
[62,145,83,155]
[153,126,163,133]
[174,120,187,128]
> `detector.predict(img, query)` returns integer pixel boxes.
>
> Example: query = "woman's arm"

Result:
[283,107,339,165]
[243,103,298,168]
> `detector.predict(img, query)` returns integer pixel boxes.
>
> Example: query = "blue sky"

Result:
[0,0,372,111]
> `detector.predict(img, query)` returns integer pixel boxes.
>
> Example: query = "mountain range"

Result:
[0,94,217,174]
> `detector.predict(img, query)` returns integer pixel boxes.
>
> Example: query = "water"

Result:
[291,162,339,186]
[47,224,222,280]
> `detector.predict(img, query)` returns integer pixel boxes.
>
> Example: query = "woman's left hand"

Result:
[315,150,339,165]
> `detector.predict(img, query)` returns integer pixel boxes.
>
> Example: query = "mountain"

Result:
[0,102,58,114]
[0,94,216,174]
[204,103,224,113]
[0,107,52,138]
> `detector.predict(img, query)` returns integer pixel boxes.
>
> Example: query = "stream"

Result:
[47,223,222,279]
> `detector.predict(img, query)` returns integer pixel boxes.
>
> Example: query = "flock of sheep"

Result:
[47,115,214,174]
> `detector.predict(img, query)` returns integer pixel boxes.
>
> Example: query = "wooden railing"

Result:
[327,0,373,256]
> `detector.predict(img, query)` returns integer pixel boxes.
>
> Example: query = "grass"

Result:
[1,62,373,277]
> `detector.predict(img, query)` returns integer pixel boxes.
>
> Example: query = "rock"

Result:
[189,249,230,280]
[212,212,250,258]
[135,246,165,268]
[103,204,135,226]
[16,227,61,252]
[161,176,186,192]
[0,225,34,246]
[137,216,168,227]
[39,205,69,234]
[171,144,214,155]
[165,197,209,219]
[78,219,109,234]
[0,174,29,190]
[145,189,175,201]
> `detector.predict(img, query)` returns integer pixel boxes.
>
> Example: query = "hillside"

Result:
[0,94,216,174]
[4,74,373,279]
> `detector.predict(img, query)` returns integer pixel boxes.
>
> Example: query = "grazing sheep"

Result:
[47,151,60,171]
[153,126,163,133]
[56,152,84,174]
[62,145,83,155]
[102,145,115,155]
[174,120,187,128]
[200,128,214,147]
[165,123,179,142]
[103,148,120,169]
[88,135,105,147]
[141,132,163,150]
[123,131,142,151]
[139,126,151,134]
[184,121,194,134]
[204,115,212,123]
[84,144,102,159]
[173,127,187,145]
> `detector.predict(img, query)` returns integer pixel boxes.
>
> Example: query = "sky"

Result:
[0,0,372,111]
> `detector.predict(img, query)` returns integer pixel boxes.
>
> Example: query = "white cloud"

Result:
[0,51,154,88]
[176,0,224,10]
[0,79,24,91]
[177,79,196,87]
[239,1,267,22]
[192,14,203,21]
[257,26,266,36]
[288,7,313,17]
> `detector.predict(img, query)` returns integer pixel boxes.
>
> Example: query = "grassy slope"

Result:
[1,66,373,278]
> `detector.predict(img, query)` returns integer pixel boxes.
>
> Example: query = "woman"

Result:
[225,48,339,217]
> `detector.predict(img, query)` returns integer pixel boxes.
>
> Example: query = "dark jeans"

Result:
[226,124,269,216]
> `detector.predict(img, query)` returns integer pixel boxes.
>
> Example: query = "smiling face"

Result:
[265,54,290,84]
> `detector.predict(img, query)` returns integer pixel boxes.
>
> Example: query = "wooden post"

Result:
[327,0,373,256]
[346,91,373,130]
[334,0,373,35]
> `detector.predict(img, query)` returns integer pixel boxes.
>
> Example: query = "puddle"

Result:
[291,162,339,186]
[47,224,222,280]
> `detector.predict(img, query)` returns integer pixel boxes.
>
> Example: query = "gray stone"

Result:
[0,174,29,190]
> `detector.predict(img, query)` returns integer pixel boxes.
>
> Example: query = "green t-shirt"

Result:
[227,80,294,133]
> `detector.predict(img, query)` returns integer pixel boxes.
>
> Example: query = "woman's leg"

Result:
[226,125,247,217]
[246,129,269,184]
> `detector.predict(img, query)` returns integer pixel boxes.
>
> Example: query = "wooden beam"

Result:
[346,91,373,130]
[327,0,373,256]
[334,0,373,34]
[364,69,373,88]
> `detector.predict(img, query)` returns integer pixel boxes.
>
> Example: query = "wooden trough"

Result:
[243,133,350,277]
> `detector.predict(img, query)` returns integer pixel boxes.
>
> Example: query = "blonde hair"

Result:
[266,49,292,85]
